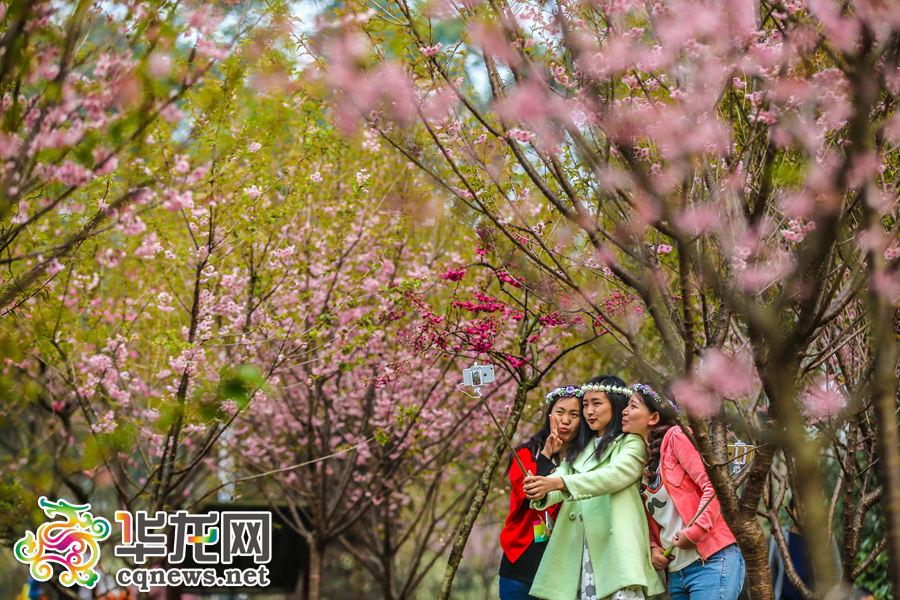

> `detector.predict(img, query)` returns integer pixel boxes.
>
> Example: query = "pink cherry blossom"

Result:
[162,190,194,211]
[674,205,722,236]
[507,128,535,143]
[885,245,899,262]
[419,43,443,57]
[173,154,190,174]
[801,378,847,421]
[695,349,759,399]
[148,52,172,77]
[196,38,229,61]
[670,379,720,418]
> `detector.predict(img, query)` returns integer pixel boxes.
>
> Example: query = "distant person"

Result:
[767,497,842,600]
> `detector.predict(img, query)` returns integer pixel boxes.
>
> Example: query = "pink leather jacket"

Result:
[646,426,737,560]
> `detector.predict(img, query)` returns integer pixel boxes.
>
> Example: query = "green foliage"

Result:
[771,155,806,188]
[217,364,265,411]
[854,535,892,600]
[0,478,28,544]
[374,428,391,446]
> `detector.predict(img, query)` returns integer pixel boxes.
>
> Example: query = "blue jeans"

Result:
[499,576,537,600]
[668,544,746,600]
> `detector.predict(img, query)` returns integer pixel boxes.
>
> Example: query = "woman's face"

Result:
[622,393,659,439]
[550,396,581,443]
[582,391,613,434]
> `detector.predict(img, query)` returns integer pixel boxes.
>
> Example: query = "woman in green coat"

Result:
[523,375,663,600]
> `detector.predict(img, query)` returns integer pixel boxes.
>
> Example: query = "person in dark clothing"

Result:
[498,385,589,599]
[768,497,843,600]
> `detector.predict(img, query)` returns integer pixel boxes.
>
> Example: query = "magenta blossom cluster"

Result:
[439,266,467,281]
[453,292,506,313]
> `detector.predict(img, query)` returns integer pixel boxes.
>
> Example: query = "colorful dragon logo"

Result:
[14,496,111,588]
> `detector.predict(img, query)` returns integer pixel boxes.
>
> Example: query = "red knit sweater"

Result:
[500,447,561,563]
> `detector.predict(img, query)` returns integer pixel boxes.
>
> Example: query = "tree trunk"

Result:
[767,362,840,598]
[689,417,774,600]
[438,384,531,599]
[382,512,397,600]
[734,513,775,600]
[869,280,900,597]
[307,542,324,600]
[841,420,861,579]
[351,564,369,600]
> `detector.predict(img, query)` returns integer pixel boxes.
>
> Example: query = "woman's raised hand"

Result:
[541,413,564,458]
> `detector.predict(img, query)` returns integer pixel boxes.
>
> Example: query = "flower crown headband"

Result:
[631,383,677,411]
[545,385,584,405]
[580,382,631,397]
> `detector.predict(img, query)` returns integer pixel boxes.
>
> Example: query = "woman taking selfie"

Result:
[622,384,745,600]
[523,376,663,600]
[499,385,587,600]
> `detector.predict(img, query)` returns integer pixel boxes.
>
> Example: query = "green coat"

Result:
[528,434,664,600]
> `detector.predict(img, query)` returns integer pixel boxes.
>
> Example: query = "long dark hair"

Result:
[632,387,678,473]
[584,375,630,461]
[511,390,588,471]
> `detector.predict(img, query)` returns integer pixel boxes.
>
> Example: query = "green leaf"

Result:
[772,158,805,187]
[374,428,390,446]
[217,364,264,410]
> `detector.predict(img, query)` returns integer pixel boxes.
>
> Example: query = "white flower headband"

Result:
[580,382,632,397]
[545,385,584,405]
[631,383,678,411]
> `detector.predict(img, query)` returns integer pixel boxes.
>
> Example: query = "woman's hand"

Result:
[523,475,564,499]
[672,530,696,550]
[651,547,672,570]
[541,414,563,458]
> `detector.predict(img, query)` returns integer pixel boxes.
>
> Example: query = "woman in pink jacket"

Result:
[621,383,745,600]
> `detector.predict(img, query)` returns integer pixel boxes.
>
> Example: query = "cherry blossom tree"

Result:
[228,213,606,599]
[0,27,441,595]
[222,202,463,599]
[311,0,899,597]
[409,253,611,598]
[0,0,270,312]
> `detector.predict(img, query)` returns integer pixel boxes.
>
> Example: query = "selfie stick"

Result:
[460,383,532,477]
[662,494,716,558]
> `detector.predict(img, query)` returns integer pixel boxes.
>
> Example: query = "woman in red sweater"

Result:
[499,385,588,600]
